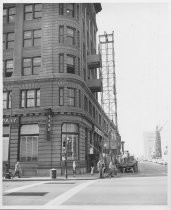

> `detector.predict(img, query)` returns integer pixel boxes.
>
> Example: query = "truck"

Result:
[119,151,138,173]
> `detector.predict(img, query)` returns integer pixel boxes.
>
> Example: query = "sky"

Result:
[96,2,170,156]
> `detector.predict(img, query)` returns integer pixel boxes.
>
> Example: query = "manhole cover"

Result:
[5,192,48,196]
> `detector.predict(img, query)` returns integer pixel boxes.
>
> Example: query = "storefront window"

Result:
[61,123,79,160]
[3,126,10,161]
[20,124,39,161]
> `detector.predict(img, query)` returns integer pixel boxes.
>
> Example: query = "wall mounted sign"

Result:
[3,117,19,125]
[94,126,103,136]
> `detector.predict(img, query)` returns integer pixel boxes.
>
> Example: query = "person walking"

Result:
[13,161,22,178]
[108,161,114,177]
[113,161,118,176]
[90,162,94,175]
[97,159,103,178]
[73,161,76,177]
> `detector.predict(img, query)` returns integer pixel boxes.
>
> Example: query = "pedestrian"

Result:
[73,161,76,177]
[13,161,22,178]
[97,159,103,178]
[90,162,94,175]
[113,161,118,176]
[4,163,12,179]
[108,161,114,177]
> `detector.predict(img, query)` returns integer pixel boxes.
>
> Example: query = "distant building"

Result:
[143,132,156,159]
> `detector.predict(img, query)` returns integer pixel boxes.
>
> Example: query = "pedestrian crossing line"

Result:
[45,179,98,206]
[4,181,48,194]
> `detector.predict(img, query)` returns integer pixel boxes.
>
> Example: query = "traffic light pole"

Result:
[65,151,68,179]
[64,139,69,179]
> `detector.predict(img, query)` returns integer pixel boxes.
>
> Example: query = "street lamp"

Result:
[4,88,12,170]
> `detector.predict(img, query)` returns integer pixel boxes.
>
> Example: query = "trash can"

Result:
[50,168,57,179]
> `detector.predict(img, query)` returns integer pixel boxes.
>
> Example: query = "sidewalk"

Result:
[3,173,100,182]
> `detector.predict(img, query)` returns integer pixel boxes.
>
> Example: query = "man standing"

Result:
[90,162,94,175]
[73,161,76,177]
[97,159,103,178]
[13,161,22,178]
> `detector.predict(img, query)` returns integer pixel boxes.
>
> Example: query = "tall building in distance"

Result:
[3,3,121,176]
[143,132,156,160]
[143,128,162,160]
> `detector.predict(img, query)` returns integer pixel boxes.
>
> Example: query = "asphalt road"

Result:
[2,161,168,207]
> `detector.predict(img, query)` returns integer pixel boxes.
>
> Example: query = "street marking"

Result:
[45,179,97,206]
[4,181,47,194]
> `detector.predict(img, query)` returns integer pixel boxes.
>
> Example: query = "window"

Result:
[3,91,11,109]
[66,3,74,18]
[95,110,98,122]
[62,123,79,160]
[99,114,101,126]
[77,31,80,48]
[89,101,92,116]
[24,4,42,20]
[83,43,86,61]
[23,57,41,75]
[91,41,94,54]
[20,136,38,161]
[3,32,15,49]
[59,53,64,73]
[78,58,80,76]
[77,4,79,19]
[78,90,81,108]
[104,120,106,131]
[83,68,86,81]
[20,124,39,162]
[67,27,75,45]
[3,7,16,23]
[84,95,88,111]
[59,3,64,15]
[67,88,75,106]
[24,29,41,47]
[59,87,64,106]
[59,25,64,43]
[67,55,75,74]
[3,34,5,50]
[21,89,40,108]
[4,60,13,77]
[87,31,89,50]
[93,106,95,119]
[82,19,85,39]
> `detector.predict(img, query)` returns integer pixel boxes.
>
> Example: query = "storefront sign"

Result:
[94,126,103,136]
[3,117,19,125]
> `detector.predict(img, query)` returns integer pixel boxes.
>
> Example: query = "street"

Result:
[2,161,168,208]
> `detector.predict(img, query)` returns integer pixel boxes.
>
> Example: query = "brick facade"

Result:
[3,3,120,176]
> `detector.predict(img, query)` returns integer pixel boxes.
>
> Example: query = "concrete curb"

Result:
[2,175,99,182]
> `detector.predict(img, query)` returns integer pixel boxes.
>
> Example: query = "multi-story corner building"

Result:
[3,3,121,176]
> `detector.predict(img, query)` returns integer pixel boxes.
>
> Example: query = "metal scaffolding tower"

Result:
[99,31,118,129]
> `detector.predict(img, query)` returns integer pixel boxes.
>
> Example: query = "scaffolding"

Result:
[99,31,118,129]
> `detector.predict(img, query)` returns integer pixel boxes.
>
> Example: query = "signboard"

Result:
[3,117,19,125]
[94,126,103,136]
